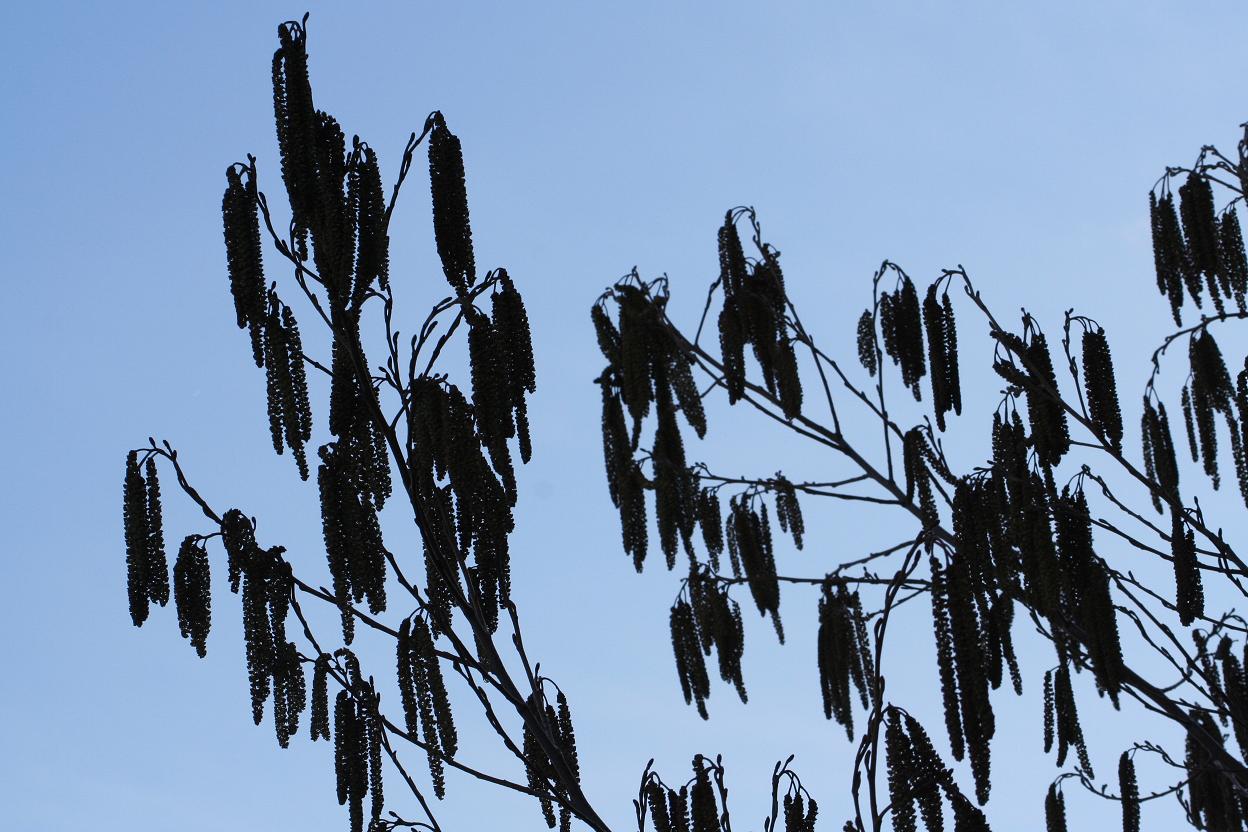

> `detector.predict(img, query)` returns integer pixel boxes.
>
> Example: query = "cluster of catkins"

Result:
[670,568,748,719]
[643,757,732,832]
[991,323,1070,467]
[1180,328,1248,511]
[221,510,306,748]
[397,616,457,798]
[816,579,874,739]
[593,282,705,570]
[467,269,537,494]
[921,404,1132,806]
[717,211,803,419]
[858,278,962,429]
[223,161,315,479]
[318,652,386,832]
[319,329,393,643]
[1150,172,1248,325]
[123,452,169,626]
[885,707,990,832]
[1041,662,1092,779]
[521,686,581,832]
[1184,707,1244,831]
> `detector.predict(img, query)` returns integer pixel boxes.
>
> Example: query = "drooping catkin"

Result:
[1170,505,1204,626]
[885,709,918,832]
[1020,331,1070,467]
[773,475,804,550]
[222,162,267,367]
[350,142,389,307]
[311,653,330,741]
[924,282,958,430]
[124,451,151,626]
[142,457,169,608]
[493,270,538,460]
[272,19,317,257]
[172,535,211,657]
[1081,327,1123,450]
[856,309,877,376]
[428,111,475,294]
[522,697,557,828]
[1053,486,1123,704]
[930,556,964,763]
[1118,752,1140,832]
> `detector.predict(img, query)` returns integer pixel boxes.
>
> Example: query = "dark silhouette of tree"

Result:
[121,13,1248,832]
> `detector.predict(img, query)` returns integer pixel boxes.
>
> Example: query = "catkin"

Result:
[856,310,877,376]
[1081,327,1123,450]
[1170,506,1204,626]
[1118,752,1140,832]
[222,163,267,367]
[124,451,151,626]
[428,112,475,294]
[311,654,331,741]
[885,709,918,832]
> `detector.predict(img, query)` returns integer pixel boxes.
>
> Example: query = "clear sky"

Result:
[5,2,1248,830]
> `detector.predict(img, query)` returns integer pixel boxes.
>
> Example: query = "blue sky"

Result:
[4,2,1248,830]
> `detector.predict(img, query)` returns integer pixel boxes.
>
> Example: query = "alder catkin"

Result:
[1081,327,1123,450]
[856,309,877,376]
[428,112,475,294]
[124,451,152,626]
[1171,505,1204,626]
[1118,751,1140,832]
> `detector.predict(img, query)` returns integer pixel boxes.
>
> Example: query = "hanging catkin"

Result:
[311,653,330,741]
[1118,752,1140,832]
[885,709,918,832]
[856,309,877,376]
[1081,327,1123,450]
[428,112,475,294]
[222,162,267,367]
[1170,505,1204,626]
